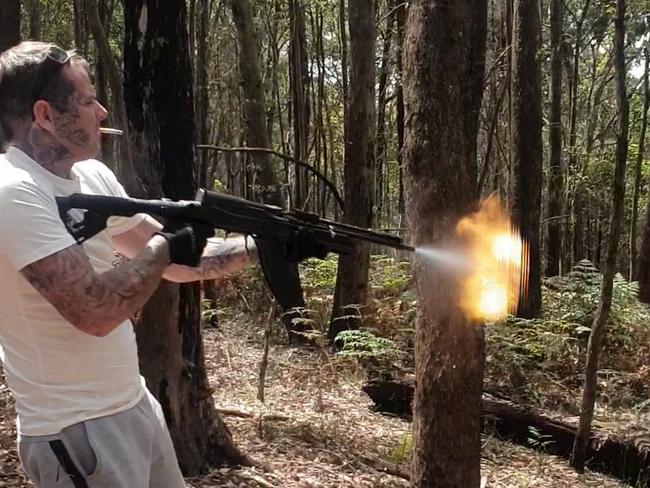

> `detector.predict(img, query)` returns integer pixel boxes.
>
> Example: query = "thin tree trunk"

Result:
[571,0,629,471]
[94,0,114,167]
[288,0,310,210]
[229,0,282,205]
[84,0,140,195]
[339,0,349,145]
[511,0,543,318]
[28,0,41,40]
[329,0,376,341]
[403,0,487,485]
[73,0,89,55]
[545,0,563,277]
[196,0,210,181]
[195,0,219,318]
[123,0,250,473]
[0,0,20,51]
[375,0,395,223]
[630,48,649,280]
[569,0,592,264]
[395,0,406,225]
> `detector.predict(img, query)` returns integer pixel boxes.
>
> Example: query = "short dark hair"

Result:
[0,42,86,143]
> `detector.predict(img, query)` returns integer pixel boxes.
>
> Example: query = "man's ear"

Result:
[32,100,56,133]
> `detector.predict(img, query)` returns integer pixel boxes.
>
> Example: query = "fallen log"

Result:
[362,379,650,484]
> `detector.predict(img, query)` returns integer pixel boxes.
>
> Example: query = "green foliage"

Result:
[485,263,650,412]
[299,255,338,293]
[527,426,554,452]
[335,329,401,369]
[201,298,219,326]
[386,432,412,464]
[368,255,412,298]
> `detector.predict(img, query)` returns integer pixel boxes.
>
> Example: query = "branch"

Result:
[196,145,344,210]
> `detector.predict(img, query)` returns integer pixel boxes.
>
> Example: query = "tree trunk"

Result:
[123,0,250,473]
[85,0,140,194]
[511,0,542,317]
[28,0,41,40]
[0,0,20,148]
[0,0,20,52]
[375,0,395,223]
[395,1,406,224]
[630,48,649,281]
[571,0,629,471]
[568,0,592,265]
[545,0,563,277]
[339,0,349,145]
[288,0,310,210]
[403,0,487,485]
[94,0,114,167]
[329,0,376,341]
[73,0,88,55]
[195,0,219,322]
[229,0,282,205]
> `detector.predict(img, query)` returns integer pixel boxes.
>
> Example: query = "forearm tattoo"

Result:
[167,236,256,282]
[199,236,256,279]
[21,237,170,336]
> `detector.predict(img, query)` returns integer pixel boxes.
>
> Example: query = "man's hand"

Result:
[285,229,330,262]
[155,223,213,267]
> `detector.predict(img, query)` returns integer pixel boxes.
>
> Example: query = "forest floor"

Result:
[0,311,632,488]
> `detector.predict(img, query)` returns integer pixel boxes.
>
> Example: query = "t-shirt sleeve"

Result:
[83,161,148,236]
[0,181,76,270]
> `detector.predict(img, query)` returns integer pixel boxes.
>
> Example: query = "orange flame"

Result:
[456,196,529,321]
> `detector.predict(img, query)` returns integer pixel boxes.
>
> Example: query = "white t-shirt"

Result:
[0,147,147,436]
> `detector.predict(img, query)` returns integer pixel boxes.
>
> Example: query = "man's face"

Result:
[47,62,108,161]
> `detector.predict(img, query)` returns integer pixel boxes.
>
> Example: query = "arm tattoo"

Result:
[198,236,256,279]
[164,236,256,283]
[21,236,170,336]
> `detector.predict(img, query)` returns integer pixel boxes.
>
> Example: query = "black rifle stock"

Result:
[56,189,414,312]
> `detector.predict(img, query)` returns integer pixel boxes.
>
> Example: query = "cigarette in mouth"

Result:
[99,128,124,135]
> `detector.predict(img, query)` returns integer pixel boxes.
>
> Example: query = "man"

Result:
[0,41,259,487]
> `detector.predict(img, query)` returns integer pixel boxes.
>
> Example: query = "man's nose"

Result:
[96,102,108,121]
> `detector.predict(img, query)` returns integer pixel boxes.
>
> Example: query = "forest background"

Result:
[0,0,650,487]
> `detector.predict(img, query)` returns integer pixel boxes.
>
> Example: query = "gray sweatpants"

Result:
[18,389,186,488]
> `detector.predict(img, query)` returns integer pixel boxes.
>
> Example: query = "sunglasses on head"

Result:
[31,46,71,108]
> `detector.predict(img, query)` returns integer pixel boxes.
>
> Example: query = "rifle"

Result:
[56,189,415,312]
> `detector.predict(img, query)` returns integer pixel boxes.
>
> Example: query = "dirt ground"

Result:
[0,314,631,487]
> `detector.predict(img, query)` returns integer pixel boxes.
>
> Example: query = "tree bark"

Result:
[84,0,140,194]
[395,1,406,223]
[123,0,250,473]
[288,0,310,210]
[403,0,487,485]
[329,0,376,341]
[511,0,543,318]
[375,0,396,223]
[571,0,629,471]
[630,48,649,281]
[339,0,349,145]
[0,0,20,52]
[545,0,563,277]
[229,0,282,206]
[568,0,592,265]
[27,0,41,40]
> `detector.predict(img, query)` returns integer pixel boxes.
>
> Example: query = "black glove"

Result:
[285,228,330,262]
[155,222,213,267]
